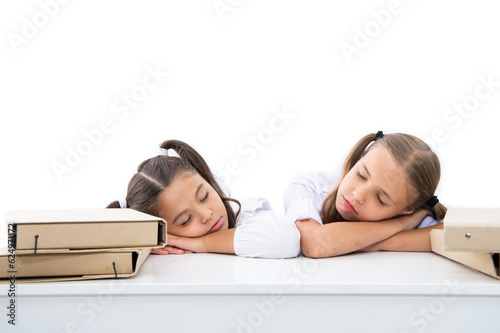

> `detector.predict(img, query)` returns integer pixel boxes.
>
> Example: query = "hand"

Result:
[150,233,194,255]
[151,245,192,255]
[397,210,429,231]
[166,234,207,253]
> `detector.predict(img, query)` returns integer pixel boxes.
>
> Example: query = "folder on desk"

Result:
[431,229,499,280]
[443,208,500,252]
[0,248,151,282]
[6,208,167,253]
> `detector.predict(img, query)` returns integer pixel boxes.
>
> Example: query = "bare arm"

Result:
[165,229,236,254]
[359,222,443,252]
[297,211,427,258]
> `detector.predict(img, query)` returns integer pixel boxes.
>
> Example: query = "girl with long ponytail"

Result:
[108,139,300,258]
[284,131,447,258]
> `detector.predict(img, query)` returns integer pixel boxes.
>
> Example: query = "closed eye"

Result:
[201,192,209,202]
[181,215,191,226]
[376,194,386,206]
[357,170,366,180]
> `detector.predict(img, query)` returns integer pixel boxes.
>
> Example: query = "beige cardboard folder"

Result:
[6,209,167,253]
[431,229,499,280]
[443,208,500,252]
[0,248,151,283]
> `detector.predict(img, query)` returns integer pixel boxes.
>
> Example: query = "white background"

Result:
[1,0,499,236]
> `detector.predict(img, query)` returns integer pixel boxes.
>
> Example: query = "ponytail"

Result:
[109,139,240,229]
[430,202,447,221]
[422,197,447,221]
[160,140,214,186]
[106,201,121,208]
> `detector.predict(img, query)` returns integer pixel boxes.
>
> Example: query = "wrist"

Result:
[200,235,209,253]
[394,215,417,232]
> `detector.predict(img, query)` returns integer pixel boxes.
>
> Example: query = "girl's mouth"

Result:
[209,217,223,233]
[343,196,358,214]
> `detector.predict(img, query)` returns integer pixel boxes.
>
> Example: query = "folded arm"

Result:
[164,228,236,254]
[297,211,428,258]
[358,222,443,253]
[158,213,300,259]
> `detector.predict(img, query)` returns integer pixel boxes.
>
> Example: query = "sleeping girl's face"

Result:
[156,171,229,237]
[336,147,415,222]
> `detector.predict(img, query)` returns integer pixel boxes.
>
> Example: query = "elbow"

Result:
[301,243,325,258]
[300,230,346,258]
[296,220,349,258]
[300,232,331,258]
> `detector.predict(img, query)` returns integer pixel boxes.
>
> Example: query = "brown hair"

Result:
[321,132,447,223]
[107,139,240,228]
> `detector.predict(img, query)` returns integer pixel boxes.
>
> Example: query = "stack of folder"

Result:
[431,208,500,279]
[1,209,167,282]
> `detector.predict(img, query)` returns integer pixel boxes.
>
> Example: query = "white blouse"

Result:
[232,198,301,259]
[284,172,441,228]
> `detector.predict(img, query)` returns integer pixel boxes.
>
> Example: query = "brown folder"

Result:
[6,208,166,253]
[0,248,151,282]
[443,208,500,252]
[431,229,499,280]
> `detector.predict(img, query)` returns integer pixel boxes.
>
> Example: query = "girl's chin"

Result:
[336,204,354,222]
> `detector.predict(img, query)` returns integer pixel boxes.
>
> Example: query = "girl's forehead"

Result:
[363,147,401,173]
[361,147,412,205]
[166,170,202,189]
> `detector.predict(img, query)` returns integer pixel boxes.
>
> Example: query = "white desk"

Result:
[1,252,500,333]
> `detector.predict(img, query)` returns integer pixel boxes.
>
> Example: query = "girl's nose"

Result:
[353,188,365,205]
[201,208,212,223]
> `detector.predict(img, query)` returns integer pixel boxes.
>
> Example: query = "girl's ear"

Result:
[400,209,414,216]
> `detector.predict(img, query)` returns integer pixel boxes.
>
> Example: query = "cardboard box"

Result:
[444,208,500,252]
[6,209,167,253]
[0,248,151,282]
[431,229,499,280]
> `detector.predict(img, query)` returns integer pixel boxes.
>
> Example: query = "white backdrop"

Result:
[1,0,499,235]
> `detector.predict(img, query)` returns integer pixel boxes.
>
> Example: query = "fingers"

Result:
[404,210,429,230]
[150,246,187,255]
[167,237,185,249]
[414,209,429,218]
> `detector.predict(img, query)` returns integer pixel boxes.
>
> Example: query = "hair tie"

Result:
[426,196,439,208]
[158,147,181,158]
[158,148,169,156]
[375,131,384,140]
[118,198,127,209]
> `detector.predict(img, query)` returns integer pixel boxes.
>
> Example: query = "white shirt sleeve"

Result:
[417,215,443,229]
[283,172,336,225]
[233,198,300,259]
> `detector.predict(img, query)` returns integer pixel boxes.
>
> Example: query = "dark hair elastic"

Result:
[426,196,439,208]
[375,131,384,140]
